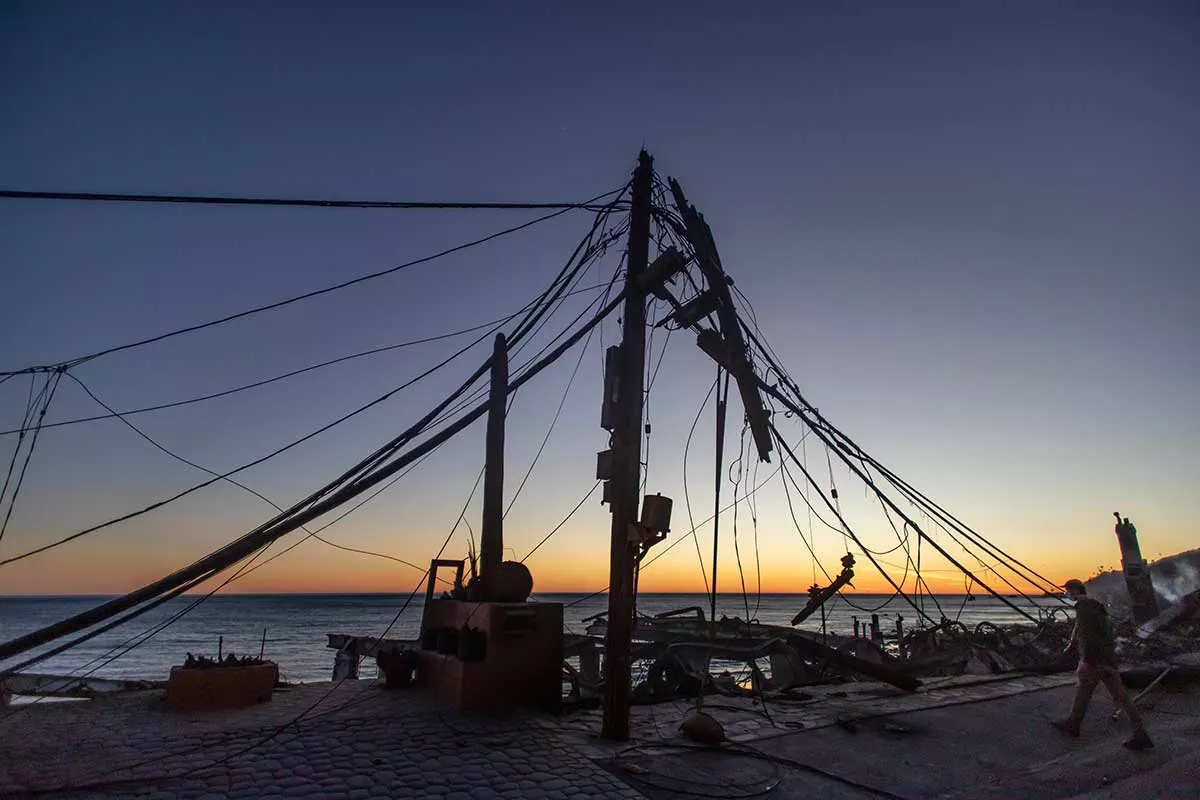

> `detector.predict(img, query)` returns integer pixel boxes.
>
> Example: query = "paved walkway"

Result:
[0,682,643,800]
[1068,750,1200,800]
[552,672,1078,758]
[1,672,1195,799]
[606,676,1200,799]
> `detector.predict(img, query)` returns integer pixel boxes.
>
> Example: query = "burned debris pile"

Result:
[574,587,1200,707]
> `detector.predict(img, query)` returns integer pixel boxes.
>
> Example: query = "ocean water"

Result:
[0,592,1055,685]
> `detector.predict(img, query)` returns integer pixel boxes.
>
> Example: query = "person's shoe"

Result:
[1123,731,1153,751]
[1050,719,1080,738]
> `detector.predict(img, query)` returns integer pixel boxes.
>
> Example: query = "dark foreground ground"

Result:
[1,672,1196,799]
[614,680,1200,799]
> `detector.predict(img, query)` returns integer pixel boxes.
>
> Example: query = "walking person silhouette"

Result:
[1051,579,1153,750]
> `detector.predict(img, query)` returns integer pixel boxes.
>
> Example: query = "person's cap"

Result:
[1063,579,1086,593]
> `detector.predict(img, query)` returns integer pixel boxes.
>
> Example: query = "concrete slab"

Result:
[610,679,1200,799]
[1066,750,1200,799]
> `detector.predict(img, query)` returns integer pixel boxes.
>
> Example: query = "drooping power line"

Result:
[0,280,628,664]
[0,280,614,437]
[1,185,628,377]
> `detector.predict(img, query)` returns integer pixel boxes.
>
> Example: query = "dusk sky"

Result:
[1,2,1196,597]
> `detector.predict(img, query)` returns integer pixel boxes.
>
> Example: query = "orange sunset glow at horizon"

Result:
[5,512,1177,598]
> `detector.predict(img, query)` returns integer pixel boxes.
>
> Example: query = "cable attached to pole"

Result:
[0,280,614,438]
[0,369,62,551]
[0,188,625,211]
[0,280,628,664]
[698,367,730,714]
[1,185,628,377]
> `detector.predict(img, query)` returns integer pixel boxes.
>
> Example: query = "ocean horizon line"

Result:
[0,590,1044,599]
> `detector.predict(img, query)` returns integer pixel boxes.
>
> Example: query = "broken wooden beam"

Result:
[786,633,921,692]
[1,673,162,700]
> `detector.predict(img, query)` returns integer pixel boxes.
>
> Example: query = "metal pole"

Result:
[601,150,653,741]
[710,370,727,628]
[480,333,508,599]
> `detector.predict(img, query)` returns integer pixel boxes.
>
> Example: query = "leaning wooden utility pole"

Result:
[601,150,653,741]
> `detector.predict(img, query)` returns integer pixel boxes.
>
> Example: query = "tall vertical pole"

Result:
[480,333,508,600]
[710,370,727,628]
[602,150,653,741]
[698,369,727,713]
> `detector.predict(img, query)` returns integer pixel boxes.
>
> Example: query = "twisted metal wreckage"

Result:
[570,563,1198,707]
[2,152,1197,739]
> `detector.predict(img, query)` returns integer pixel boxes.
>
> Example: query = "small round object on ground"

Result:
[679,710,726,745]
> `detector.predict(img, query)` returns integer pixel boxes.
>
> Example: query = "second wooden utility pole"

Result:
[601,150,653,741]
[480,333,508,599]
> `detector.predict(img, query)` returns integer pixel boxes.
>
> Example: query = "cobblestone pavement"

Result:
[0,673,1083,800]
[0,682,645,800]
